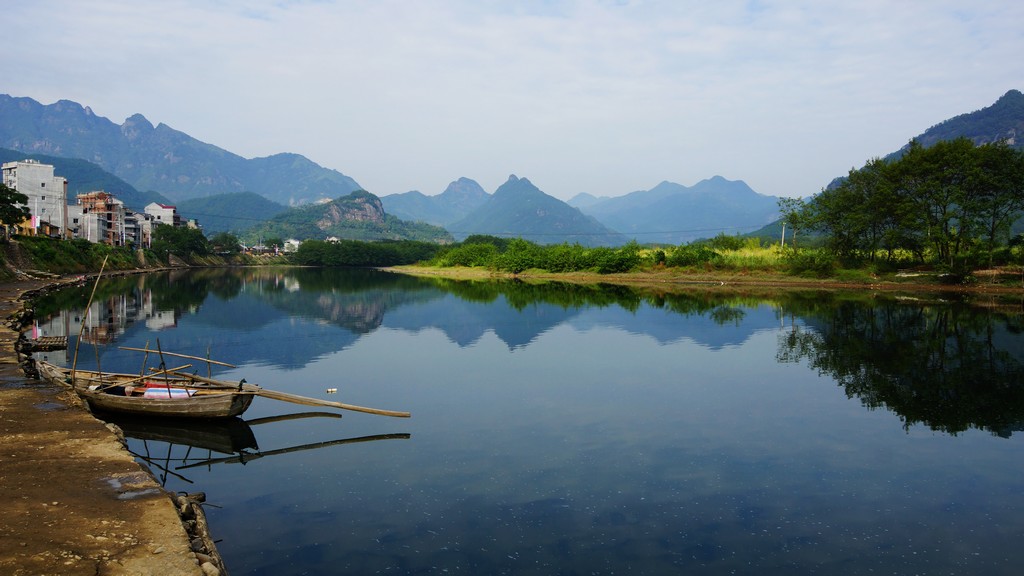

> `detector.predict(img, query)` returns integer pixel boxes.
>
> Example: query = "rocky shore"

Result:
[0,277,221,576]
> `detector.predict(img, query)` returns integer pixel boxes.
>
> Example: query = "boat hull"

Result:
[36,361,256,419]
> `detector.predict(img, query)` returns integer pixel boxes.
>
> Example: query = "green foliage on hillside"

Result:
[917,89,1024,150]
[11,236,142,273]
[176,192,287,234]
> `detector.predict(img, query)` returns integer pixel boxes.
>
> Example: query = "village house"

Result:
[144,202,181,227]
[1,159,69,237]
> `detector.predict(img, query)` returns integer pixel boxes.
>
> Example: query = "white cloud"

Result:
[2,0,1022,199]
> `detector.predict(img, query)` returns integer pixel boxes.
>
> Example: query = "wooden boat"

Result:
[36,361,256,419]
[35,359,411,419]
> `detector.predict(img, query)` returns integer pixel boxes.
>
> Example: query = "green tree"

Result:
[151,224,210,261]
[806,137,1024,271]
[0,183,31,238]
[208,231,242,255]
[897,138,976,268]
[777,196,811,250]
[970,143,1024,264]
[496,238,542,274]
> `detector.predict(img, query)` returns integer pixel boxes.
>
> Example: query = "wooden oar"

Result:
[245,387,412,418]
[161,370,411,418]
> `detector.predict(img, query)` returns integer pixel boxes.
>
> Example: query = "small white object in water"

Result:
[326,388,337,393]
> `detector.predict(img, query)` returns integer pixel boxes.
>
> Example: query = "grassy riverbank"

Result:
[390,262,1024,294]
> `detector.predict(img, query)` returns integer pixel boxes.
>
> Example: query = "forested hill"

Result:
[176,192,288,235]
[901,89,1024,153]
[244,190,453,243]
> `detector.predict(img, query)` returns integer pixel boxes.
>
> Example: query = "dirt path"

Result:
[0,278,208,576]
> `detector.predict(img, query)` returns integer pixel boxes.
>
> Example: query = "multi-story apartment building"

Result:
[74,191,127,245]
[1,159,68,237]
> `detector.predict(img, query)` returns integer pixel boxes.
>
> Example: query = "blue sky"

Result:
[3,1,1022,200]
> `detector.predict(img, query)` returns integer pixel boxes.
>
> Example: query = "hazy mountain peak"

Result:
[123,113,154,130]
[381,176,489,227]
[494,174,541,197]
[566,192,608,209]
[452,176,624,246]
[440,177,486,199]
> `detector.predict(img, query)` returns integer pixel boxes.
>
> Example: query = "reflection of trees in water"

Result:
[779,300,1024,437]
[430,277,749,324]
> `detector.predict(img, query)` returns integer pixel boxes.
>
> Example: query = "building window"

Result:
[40,182,45,188]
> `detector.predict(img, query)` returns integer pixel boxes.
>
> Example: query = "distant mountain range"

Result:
[382,177,490,226]
[448,175,625,246]
[383,176,627,246]
[0,95,361,205]
[4,89,1021,246]
[569,176,780,244]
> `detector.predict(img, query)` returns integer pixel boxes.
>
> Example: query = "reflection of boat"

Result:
[104,412,409,485]
[177,432,412,470]
[106,414,262,454]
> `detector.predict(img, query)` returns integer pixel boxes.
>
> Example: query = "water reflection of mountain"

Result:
[39,269,798,371]
[778,299,1024,437]
[567,303,781,350]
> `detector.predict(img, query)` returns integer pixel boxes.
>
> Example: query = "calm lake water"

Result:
[29,268,1024,575]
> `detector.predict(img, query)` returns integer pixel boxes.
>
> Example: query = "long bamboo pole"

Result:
[119,346,236,368]
[94,364,193,391]
[71,256,108,381]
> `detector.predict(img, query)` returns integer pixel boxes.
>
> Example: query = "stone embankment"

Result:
[0,276,218,576]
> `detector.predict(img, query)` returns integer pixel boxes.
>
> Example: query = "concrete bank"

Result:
[0,278,210,576]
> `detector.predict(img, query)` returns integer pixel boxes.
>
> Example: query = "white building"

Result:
[1,159,68,236]
[144,202,181,227]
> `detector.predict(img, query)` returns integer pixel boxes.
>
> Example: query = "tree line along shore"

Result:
[3,231,1022,292]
